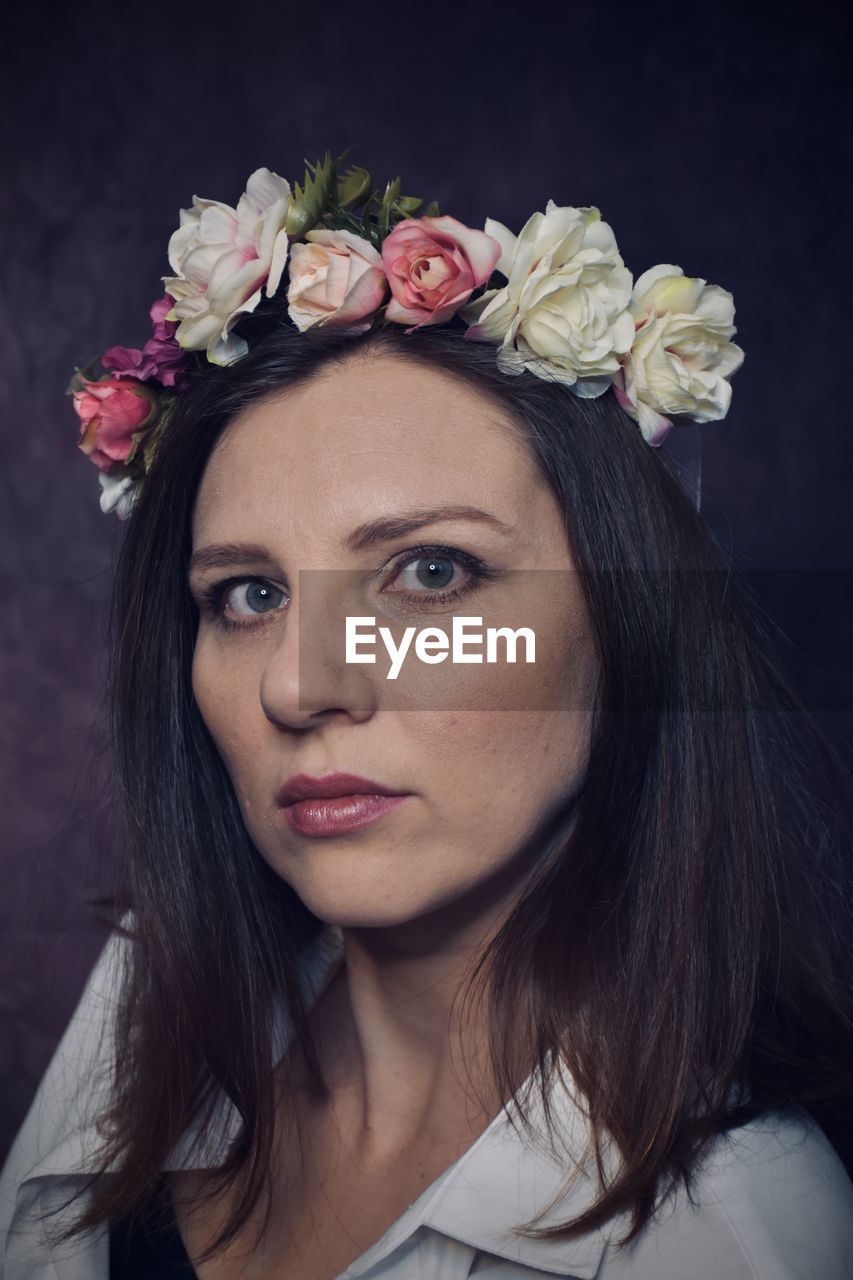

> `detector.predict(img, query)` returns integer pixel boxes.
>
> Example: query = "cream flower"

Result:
[287,229,387,333]
[614,264,745,445]
[162,167,292,366]
[461,200,634,395]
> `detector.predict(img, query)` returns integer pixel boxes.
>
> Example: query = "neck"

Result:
[306,863,536,1159]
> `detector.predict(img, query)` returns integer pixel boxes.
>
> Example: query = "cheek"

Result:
[408,700,592,871]
[401,577,595,717]
[429,602,597,838]
[191,638,258,787]
[451,707,591,811]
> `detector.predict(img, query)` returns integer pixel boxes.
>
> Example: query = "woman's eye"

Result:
[201,548,489,631]
[386,553,466,597]
[222,580,286,617]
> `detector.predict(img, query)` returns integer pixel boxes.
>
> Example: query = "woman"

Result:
[2,155,852,1279]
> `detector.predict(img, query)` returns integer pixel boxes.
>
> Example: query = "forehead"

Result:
[192,352,546,548]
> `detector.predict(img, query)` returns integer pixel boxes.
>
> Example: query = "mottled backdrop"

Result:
[2,0,851,1161]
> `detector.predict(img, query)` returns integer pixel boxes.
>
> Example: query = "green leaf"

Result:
[142,432,160,473]
[337,164,372,209]
[423,200,441,217]
[320,209,364,237]
[124,430,146,469]
[332,143,356,178]
[377,177,401,238]
[140,397,177,472]
[286,150,337,238]
[66,357,102,393]
[354,190,381,247]
[393,195,423,216]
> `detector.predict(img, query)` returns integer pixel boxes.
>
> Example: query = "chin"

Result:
[291,882,438,929]
[274,862,463,931]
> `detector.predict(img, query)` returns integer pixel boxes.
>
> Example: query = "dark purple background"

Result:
[2,1,851,1162]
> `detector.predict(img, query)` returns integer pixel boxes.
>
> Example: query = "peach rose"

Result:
[287,229,387,333]
[381,215,502,332]
[73,376,155,471]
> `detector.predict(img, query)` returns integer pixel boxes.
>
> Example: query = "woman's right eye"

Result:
[224,580,286,617]
[201,578,288,629]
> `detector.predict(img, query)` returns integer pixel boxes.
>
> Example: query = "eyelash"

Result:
[196,544,496,633]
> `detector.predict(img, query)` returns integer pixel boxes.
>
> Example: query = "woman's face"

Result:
[190,352,599,931]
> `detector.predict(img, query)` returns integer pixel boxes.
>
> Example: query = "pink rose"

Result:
[287,229,388,334]
[72,376,155,471]
[381,215,502,333]
[102,294,190,388]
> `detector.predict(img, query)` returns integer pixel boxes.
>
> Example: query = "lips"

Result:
[275,771,410,808]
[280,792,412,837]
[276,771,413,839]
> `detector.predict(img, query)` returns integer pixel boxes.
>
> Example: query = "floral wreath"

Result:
[68,149,745,520]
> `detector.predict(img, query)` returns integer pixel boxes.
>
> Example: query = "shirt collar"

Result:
[12,923,617,1277]
[419,1082,619,1275]
[342,1043,620,1277]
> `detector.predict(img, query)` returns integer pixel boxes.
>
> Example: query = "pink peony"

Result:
[72,376,155,471]
[287,229,387,333]
[381,215,502,333]
[102,294,190,388]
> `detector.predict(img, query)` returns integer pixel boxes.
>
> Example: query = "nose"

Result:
[259,568,378,730]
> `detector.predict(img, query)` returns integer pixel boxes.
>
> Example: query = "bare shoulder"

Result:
[596,1107,853,1280]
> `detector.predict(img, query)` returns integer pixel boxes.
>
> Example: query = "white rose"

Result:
[461,200,635,395]
[162,167,292,367]
[98,468,137,520]
[615,264,745,445]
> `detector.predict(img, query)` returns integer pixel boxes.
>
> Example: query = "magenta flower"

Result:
[102,294,190,388]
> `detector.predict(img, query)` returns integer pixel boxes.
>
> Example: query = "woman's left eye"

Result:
[383,548,486,603]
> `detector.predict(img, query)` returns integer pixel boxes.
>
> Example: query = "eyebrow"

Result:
[189,505,515,575]
[344,504,514,552]
[189,542,282,575]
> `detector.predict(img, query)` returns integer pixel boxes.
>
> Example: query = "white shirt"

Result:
[2,922,852,1279]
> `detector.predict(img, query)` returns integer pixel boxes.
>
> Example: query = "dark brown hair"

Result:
[55,311,853,1260]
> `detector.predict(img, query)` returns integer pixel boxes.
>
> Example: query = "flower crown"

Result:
[68,149,745,520]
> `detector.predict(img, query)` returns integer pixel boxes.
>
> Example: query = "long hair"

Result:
[56,310,853,1260]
